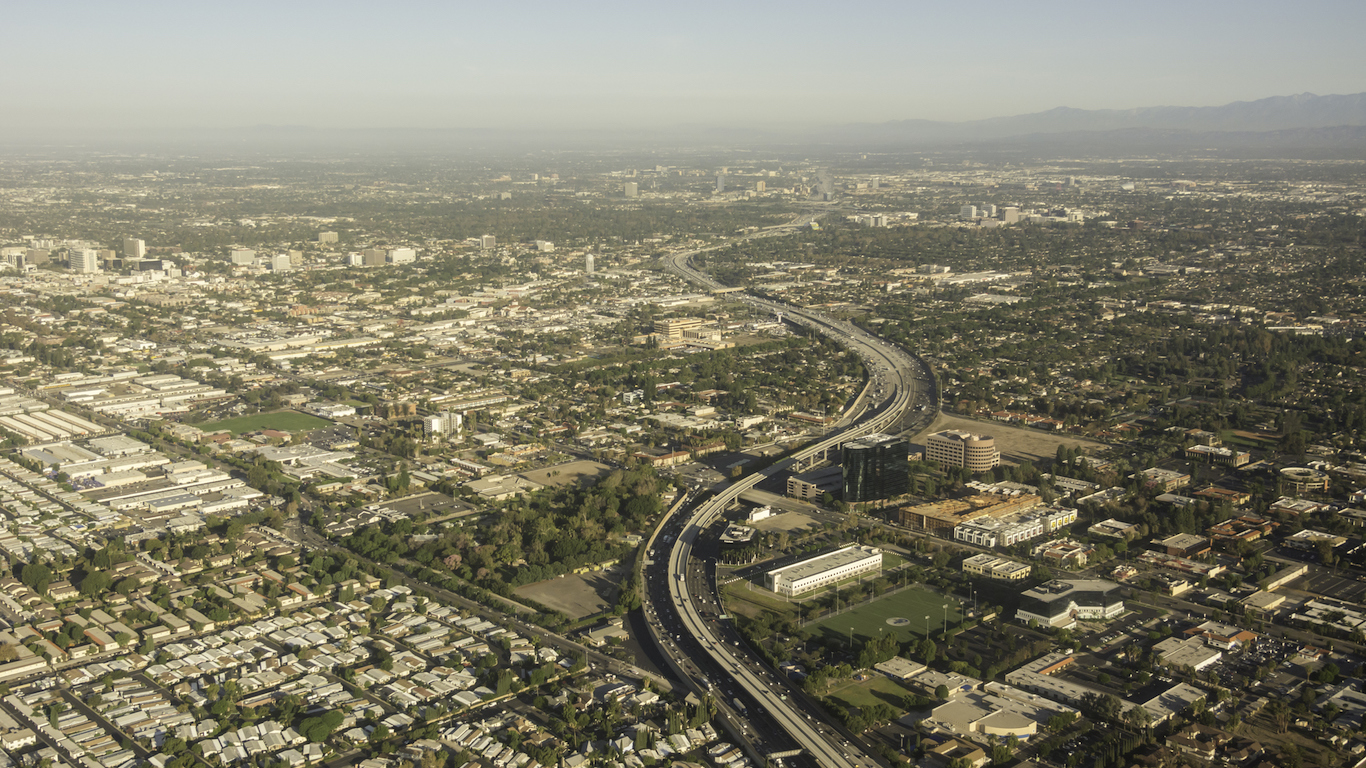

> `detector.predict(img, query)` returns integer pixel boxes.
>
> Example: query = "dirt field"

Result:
[911,413,1109,466]
[519,459,613,489]
[514,565,626,620]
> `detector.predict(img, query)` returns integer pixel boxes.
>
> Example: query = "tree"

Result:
[935,684,950,701]
[80,570,112,598]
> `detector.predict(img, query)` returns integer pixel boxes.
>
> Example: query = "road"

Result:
[641,218,932,767]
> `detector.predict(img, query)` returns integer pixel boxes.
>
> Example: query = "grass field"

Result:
[825,675,916,711]
[722,581,800,620]
[810,586,962,646]
[200,411,333,435]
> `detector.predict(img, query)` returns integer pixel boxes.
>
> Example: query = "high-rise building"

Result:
[755,181,766,193]
[68,249,100,273]
[388,247,416,264]
[229,248,256,265]
[623,182,638,198]
[422,410,462,440]
[534,240,555,252]
[362,249,387,267]
[123,238,146,259]
[1001,207,1020,224]
[960,205,978,219]
[318,231,339,244]
[481,235,496,249]
[842,433,910,503]
[585,254,595,274]
[715,175,725,193]
[925,430,1000,472]
[269,253,292,272]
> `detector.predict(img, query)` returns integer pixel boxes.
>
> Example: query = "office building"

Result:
[623,182,638,198]
[534,240,555,252]
[755,181,766,193]
[422,411,462,440]
[68,249,100,273]
[842,433,910,503]
[1015,579,1123,629]
[585,254,595,275]
[926,430,1000,473]
[123,238,146,259]
[481,235,496,249]
[362,249,387,267]
[962,553,1031,581]
[765,544,882,596]
[317,231,339,243]
[715,175,725,193]
[654,317,705,340]
[1002,207,1020,223]
[229,248,256,265]
[269,254,292,272]
[388,247,416,264]
[960,205,978,219]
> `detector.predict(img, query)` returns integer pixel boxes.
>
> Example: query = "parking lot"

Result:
[1296,569,1366,603]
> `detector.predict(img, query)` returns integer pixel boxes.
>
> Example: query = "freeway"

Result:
[645,228,928,767]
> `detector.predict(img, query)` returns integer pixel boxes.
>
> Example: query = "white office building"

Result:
[68,249,100,273]
[229,248,257,265]
[269,253,292,272]
[765,544,882,596]
[123,238,146,259]
[422,411,462,440]
[388,247,416,264]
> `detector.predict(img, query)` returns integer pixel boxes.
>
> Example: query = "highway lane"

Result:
[648,230,926,767]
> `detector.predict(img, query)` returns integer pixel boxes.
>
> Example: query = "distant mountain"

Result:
[816,92,1366,148]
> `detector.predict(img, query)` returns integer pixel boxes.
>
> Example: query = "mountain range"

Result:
[805,92,1366,152]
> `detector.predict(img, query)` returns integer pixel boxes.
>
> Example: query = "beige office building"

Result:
[926,430,1000,472]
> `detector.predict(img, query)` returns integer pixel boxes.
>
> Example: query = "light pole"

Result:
[942,603,949,639]
[925,615,931,640]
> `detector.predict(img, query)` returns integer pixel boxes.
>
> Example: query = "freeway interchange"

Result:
[642,238,926,767]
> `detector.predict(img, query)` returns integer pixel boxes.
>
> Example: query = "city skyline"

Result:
[5,0,1366,141]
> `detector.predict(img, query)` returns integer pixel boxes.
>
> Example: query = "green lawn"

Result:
[722,581,800,620]
[809,586,962,646]
[826,674,916,711]
[200,411,334,435]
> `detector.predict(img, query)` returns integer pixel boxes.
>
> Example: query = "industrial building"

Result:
[765,544,882,597]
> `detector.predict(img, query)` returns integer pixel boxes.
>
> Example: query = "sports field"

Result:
[200,411,333,435]
[809,586,962,646]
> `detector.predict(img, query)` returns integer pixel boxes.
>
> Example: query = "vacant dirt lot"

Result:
[519,459,613,489]
[911,413,1109,465]
[515,565,626,620]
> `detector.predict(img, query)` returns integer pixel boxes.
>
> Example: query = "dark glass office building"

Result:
[842,433,909,503]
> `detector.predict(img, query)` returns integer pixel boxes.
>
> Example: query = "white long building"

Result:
[765,544,882,596]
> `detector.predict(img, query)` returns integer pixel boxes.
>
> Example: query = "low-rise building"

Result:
[764,544,882,597]
[1015,579,1124,629]
[961,553,1031,581]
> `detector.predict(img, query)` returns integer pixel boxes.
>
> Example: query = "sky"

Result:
[6,0,1366,137]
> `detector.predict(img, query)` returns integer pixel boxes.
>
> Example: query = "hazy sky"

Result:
[7,0,1365,134]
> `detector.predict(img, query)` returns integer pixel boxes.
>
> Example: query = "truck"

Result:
[732,697,747,716]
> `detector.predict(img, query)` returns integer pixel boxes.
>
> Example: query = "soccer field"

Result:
[809,586,962,646]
